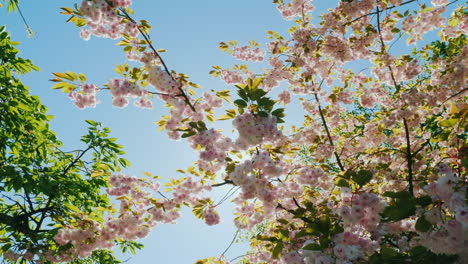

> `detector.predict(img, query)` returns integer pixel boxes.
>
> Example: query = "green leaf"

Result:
[352,169,373,186]
[335,178,350,187]
[272,108,285,118]
[382,198,416,222]
[237,89,249,101]
[415,216,432,232]
[74,17,87,27]
[415,195,432,207]
[258,111,268,117]
[86,120,98,126]
[252,89,268,101]
[303,243,321,251]
[181,130,196,138]
[383,191,412,199]
[409,246,427,256]
[439,118,458,127]
[462,158,468,170]
[272,242,284,259]
[381,247,399,257]
[257,97,275,111]
[234,99,247,108]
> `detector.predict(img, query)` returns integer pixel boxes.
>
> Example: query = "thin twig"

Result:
[344,0,417,26]
[215,186,240,207]
[375,6,399,91]
[12,0,35,37]
[99,87,181,98]
[118,8,196,112]
[440,87,467,105]
[219,229,239,260]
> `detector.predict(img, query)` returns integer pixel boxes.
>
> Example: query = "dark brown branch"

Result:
[403,118,414,197]
[211,180,234,187]
[292,197,304,210]
[375,6,399,91]
[314,93,345,171]
[344,0,417,26]
[277,203,311,224]
[99,87,181,98]
[62,147,92,175]
[440,87,468,105]
[412,129,444,158]
[118,8,196,112]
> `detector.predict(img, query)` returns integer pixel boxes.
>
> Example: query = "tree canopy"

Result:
[1,0,467,263]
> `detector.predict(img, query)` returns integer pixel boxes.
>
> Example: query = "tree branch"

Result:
[211,180,234,187]
[403,118,414,197]
[118,8,196,112]
[219,229,239,260]
[344,0,417,26]
[314,93,345,171]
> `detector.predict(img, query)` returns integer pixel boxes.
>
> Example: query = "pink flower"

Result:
[203,207,220,226]
[278,90,291,104]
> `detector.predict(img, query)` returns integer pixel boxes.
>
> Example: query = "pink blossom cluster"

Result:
[220,69,244,84]
[333,230,380,259]
[296,166,332,190]
[3,248,66,263]
[252,151,287,178]
[145,65,181,95]
[106,78,152,108]
[431,0,448,7]
[276,0,315,21]
[78,0,137,40]
[262,57,292,90]
[278,90,291,104]
[51,174,165,260]
[233,113,283,149]
[228,152,287,208]
[164,93,223,143]
[172,177,212,205]
[189,128,232,170]
[338,0,375,18]
[332,243,363,262]
[203,207,221,226]
[68,84,99,109]
[322,35,353,63]
[424,164,460,204]
[280,251,303,264]
[232,46,265,62]
[402,7,446,44]
[419,219,465,256]
[336,190,386,230]
[416,165,468,256]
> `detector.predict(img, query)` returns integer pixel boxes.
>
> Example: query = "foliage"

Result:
[0,26,139,263]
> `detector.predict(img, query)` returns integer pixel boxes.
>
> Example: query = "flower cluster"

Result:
[68,84,99,109]
[233,113,283,149]
[232,46,265,62]
[106,78,152,108]
[276,0,315,20]
[79,0,137,40]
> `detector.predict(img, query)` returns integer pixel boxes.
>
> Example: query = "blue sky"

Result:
[1,0,456,263]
